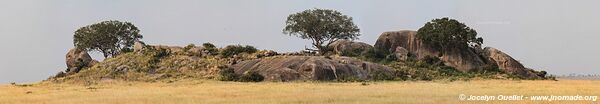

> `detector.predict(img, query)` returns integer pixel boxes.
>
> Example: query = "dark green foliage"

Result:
[219,68,238,81]
[536,71,547,77]
[546,75,557,81]
[338,48,365,57]
[390,55,470,81]
[120,48,133,54]
[183,44,195,51]
[220,45,258,57]
[202,42,216,49]
[74,20,143,58]
[359,48,388,62]
[336,75,363,82]
[417,17,482,53]
[355,48,399,64]
[422,56,443,66]
[384,54,398,62]
[238,72,264,82]
[202,42,219,56]
[219,68,264,82]
[531,70,555,80]
[477,64,502,74]
[370,70,395,81]
[407,56,444,68]
[283,8,360,54]
[153,48,170,58]
[140,46,170,70]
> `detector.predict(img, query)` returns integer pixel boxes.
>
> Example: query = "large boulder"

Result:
[374,30,486,72]
[393,47,409,61]
[328,39,374,56]
[482,47,541,79]
[133,41,146,52]
[231,56,395,81]
[65,48,93,74]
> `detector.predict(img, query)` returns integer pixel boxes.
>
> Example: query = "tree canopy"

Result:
[283,8,360,54]
[73,20,143,58]
[417,17,482,53]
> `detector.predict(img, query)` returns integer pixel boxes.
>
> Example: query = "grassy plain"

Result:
[0,79,598,104]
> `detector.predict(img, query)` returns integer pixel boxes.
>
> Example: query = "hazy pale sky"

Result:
[1,0,598,83]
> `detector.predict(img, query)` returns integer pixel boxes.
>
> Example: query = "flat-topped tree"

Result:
[283,8,360,54]
[73,20,143,58]
[417,17,483,55]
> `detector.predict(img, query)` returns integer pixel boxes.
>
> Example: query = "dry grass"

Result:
[0,80,598,104]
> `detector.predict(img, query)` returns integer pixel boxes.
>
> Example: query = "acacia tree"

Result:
[73,20,143,58]
[283,8,360,54]
[417,17,483,54]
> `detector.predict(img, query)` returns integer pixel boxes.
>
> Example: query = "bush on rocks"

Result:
[238,72,264,82]
[219,67,238,81]
[220,45,258,58]
[202,42,219,56]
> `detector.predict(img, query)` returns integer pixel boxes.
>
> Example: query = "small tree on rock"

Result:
[73,20,143,58]
[417,17,482,55]
[283,8,360,54]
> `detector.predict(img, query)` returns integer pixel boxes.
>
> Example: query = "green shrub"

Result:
[546,74,557,81]
[416,17,482,53]
[370,70,395,81]
[154,48,170,58]
[478,64,502,74]
[183,44,195,51]
[422,55,442,66]
[219,68,238,81]
[530,70,556,80]
[238,72,264,82]
[140,47,170,69]
[120,48,133,54]
[392,59,470,81]
[201,42,219,56]
[202,42,216,49]
[339,48,364,57]
[383,54,398,62]
[336,75,363,82]
[359,48,387,62]
[220,45,258,57]
[536,70,547,78]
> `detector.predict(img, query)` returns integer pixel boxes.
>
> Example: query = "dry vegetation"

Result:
[1,80,598,104]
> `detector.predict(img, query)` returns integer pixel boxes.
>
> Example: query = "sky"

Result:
[0,0,598,83]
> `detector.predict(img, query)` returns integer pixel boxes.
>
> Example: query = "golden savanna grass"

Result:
[0,80,598,104]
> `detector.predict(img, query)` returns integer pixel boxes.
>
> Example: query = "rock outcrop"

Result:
[482,47,541,79]
[65,48,95,74]
[374,30,486,72]
[328,39,373,55]
[393,47,409,61]
[133,41,146,52]
[231,56,395,81]
[373,30,543,79]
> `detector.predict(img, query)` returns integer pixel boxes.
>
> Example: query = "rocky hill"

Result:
[52,43,227,83]
[375,30,486,72]
[374,30,544,79]
[49,30,551,83]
